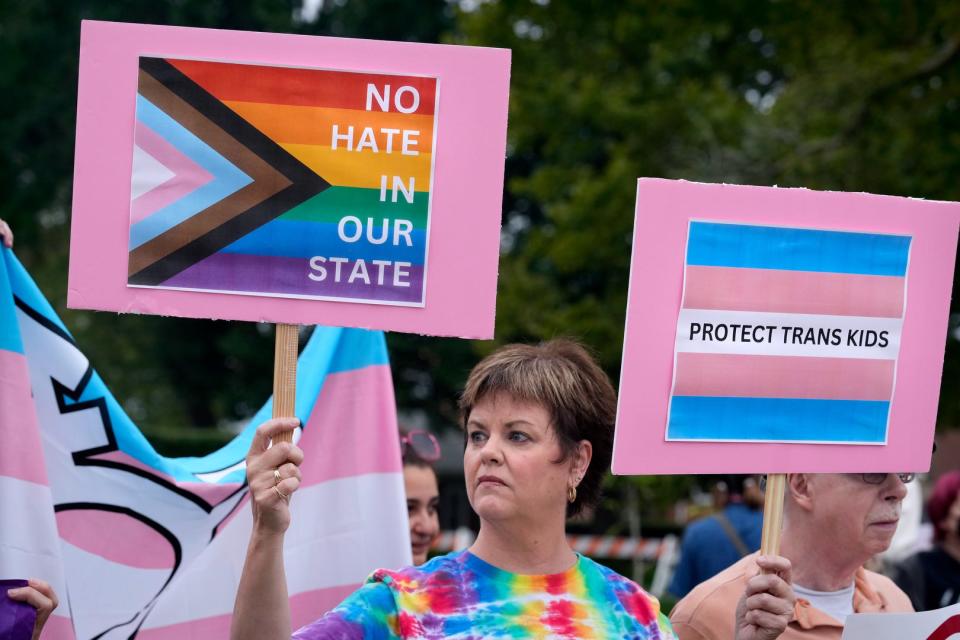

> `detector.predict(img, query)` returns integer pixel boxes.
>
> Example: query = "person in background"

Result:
[399,428,441,565]
[891,470,960,611]
[669,475,764,599]
[671,473,914,640]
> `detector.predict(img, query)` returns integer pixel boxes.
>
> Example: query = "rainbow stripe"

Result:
[667,221,911,444]
[129,58,437,306]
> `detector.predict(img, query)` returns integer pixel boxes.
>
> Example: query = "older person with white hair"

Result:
[671,473,915,640]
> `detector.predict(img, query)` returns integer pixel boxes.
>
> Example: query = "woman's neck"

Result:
[470,518,575,575]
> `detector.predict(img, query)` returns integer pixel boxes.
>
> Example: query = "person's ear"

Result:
[571,440,592,484]
[787,473,815,513]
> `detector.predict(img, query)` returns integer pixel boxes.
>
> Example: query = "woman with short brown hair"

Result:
[232,339,793,640]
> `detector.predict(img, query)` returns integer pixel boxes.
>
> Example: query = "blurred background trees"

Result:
[2,0,958,521]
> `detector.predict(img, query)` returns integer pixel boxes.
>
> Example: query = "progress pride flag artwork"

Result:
[668,221,911,444]
[127,58,437,307]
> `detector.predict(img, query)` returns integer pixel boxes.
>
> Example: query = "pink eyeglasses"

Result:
[400,430,441,462]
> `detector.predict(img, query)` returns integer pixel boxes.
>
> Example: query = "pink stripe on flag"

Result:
[290,583,359,630]
[0,350,48,485]
[131,121,213,224]
[683,265,906,318]
[299,365,403,488]
[135,584,357,638]
[56,509,177,569]
[42,615,76,640]
[673,352,895,401]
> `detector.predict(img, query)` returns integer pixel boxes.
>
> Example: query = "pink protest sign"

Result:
[68,20,510,338]
[613,178,960,474]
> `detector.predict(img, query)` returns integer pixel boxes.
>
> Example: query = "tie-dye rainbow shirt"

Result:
[293,550,676,639]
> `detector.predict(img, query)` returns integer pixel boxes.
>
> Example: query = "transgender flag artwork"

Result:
[667,221,912,444]
[0,246,411,638]
[127,57,437,307]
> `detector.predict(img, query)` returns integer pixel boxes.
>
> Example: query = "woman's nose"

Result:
[480,434,503,464]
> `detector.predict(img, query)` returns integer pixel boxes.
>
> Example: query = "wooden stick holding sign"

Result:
[272,323,299,443]
[760,473,786,560]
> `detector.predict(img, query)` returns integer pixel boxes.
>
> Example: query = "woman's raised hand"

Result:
[246,418,304,535]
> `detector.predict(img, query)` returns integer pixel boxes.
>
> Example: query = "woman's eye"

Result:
[469,430,486,444]
[509,431,529,442]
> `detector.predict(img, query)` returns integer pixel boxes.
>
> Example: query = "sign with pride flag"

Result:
[128,58,437,307]
[612,179,960,475]
[668,221,911,444]
[69,21,509,338]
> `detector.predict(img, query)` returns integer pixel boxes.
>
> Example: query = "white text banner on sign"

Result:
[676,309,902,359]
[666,221,911,445]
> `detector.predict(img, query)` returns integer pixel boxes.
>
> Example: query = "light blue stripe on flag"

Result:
[667,396,889,443]
[0,249,24,353]
[687,222,911,276]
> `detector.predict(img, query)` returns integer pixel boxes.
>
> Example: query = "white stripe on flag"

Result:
[676,309,902,360]
[139,473,411,628]
[0,476,70,620]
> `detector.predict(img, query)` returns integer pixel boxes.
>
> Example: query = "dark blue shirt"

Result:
[668,503,763,598]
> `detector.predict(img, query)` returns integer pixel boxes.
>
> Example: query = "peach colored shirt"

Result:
[669,552,913,640]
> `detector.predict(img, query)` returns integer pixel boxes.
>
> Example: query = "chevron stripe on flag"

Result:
[0,246,411,638]
[667,221,912,444]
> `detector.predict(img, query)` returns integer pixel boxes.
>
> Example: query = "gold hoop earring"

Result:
[567,485,577,503]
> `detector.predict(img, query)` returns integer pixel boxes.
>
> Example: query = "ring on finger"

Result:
[274,484,289,502]
[274,468,282,486]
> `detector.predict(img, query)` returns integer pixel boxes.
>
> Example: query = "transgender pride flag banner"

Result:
[0,246,411,639]
[666,221,912,444]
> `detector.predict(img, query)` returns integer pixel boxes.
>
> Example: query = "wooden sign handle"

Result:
[272,323,299,443]
[760,473,786,562]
